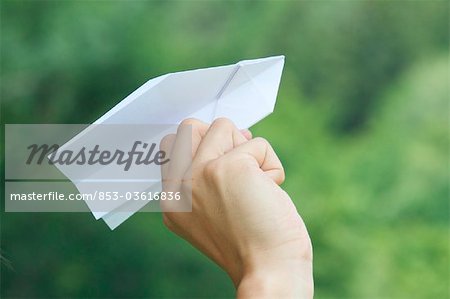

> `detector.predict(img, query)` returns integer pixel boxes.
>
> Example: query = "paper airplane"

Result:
[55,55,285,229]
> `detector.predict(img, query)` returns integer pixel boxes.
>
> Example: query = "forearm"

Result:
[161,118,314,298]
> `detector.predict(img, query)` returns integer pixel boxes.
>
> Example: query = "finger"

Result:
[240,129,252,140]
[227,137,285,185]
[165,118,209,191]
[195,118,248,163]
[177,118,209,157]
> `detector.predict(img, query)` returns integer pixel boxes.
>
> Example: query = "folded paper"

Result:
[55,55,285,229]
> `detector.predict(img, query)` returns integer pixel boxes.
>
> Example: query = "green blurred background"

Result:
[1,1,448,298]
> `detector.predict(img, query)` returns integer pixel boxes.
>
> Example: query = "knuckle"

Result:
[253,136,269,146]
[203,159,225,181]
[212,117,234,128]
[180,118,201,127]
[179,118,206,137]
[160,134,175,149]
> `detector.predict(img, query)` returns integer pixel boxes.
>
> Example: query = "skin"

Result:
[160,118,313,298]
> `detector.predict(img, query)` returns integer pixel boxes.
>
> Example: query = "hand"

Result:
[160,118,313,298]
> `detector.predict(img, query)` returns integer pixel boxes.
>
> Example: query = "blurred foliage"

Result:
[1,1,448,298]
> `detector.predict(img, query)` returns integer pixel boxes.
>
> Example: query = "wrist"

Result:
[236,258,313,298]
[234,239,314,298]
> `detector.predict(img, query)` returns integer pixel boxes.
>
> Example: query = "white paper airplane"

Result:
[55,55,285,229]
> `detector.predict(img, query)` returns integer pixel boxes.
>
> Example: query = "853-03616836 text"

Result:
[8,191,182,201]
